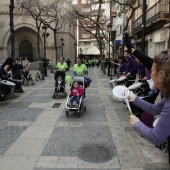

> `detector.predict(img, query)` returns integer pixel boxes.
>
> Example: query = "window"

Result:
[82,0,90,4]
[84,42,91,46]
[92,4,99,10]
[82,8,90,12]
[82,34,90,38]
[72,0,78,4]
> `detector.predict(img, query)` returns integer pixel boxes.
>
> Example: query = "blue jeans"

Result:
[70,96,81,105]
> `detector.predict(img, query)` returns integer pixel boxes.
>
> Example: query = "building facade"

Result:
[0,0,77,66]
[129,0,169,56]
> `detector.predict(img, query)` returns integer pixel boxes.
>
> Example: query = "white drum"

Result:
[128,82,142,90]
[153,116,159,127]
[112,85,129,101]
[0,80,15,87]
[9,78,22,84]
[117,76,126,82]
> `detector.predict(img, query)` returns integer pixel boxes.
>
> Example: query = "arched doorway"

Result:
[19,40,33,62]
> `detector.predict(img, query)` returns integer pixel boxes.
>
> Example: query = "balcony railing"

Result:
[133,0,169,34]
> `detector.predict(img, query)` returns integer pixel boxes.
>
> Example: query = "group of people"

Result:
[120,32,170,162]
[0,57,33,94]
[56,56,88,107]
[83,58,100,68]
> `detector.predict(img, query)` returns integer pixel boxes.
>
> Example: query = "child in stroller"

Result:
[68,81,84,108]
[22,67,35,85]
[65,77,86,117]
[53,70,67,99]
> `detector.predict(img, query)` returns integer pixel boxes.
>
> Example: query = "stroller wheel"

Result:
[31,81,35,86]
[64,93,67,98]
[77,111,81,117]
[25,80,29,86]
[66,111,69,117]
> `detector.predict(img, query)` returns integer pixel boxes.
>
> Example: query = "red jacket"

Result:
[71,86,84,96]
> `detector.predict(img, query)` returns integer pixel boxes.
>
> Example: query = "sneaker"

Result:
[75,104,79,108]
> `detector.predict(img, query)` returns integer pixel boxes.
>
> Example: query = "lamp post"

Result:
[100,36,106,74]
[74,43,77,64]
[79,48,83,57]
[9,0,15,59]
[141,0,147,53]
[60,38,64,56]
[107,23,112,76]
[42,25,47,77]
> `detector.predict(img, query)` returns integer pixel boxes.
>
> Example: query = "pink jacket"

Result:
[71,86,84,96]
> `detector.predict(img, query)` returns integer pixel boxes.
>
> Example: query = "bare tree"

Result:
[112,0,141,31]
[41,0,68,62]
[68,0,110,60]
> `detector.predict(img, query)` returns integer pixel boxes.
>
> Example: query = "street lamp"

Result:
[79,48,83,56]
[60,38,64,56]
[100,36,106,74]
[9,0,15,59]
[74,43,77,64]
[42,25,48,77]
[107,23,112,76]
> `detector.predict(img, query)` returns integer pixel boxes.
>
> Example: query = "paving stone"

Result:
[0,155,37,170]
[33,89,54,94]
[41,126,116,157]
[9,101,33,108]
[0,108,43,121]
[18,121,32,126]
[35,156,59,169]
[21,94,53,103]
[133,134,168,163]
[6,138,48,156]
[6,121,20,126]
[28,103,49,108]
[0,126,27,154]
[59,107,107,122]
[84,94,102,103]
[86,89,99,94]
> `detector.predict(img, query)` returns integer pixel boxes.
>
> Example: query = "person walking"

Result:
[66,58,71,70]
[123,50,139,87]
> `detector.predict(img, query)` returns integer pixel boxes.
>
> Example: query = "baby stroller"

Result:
[52,70,67,99]
[65,77,86,117]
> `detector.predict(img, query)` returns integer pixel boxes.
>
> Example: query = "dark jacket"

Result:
[118,62,127,76]
[125,56,139,75]
[133,49,153,71]
[139,64,146,79]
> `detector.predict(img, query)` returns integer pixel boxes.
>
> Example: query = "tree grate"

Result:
[78,143,114,163]
[52,103,61,108]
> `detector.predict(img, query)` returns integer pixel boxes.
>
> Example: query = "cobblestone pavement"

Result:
[0,68,169,170]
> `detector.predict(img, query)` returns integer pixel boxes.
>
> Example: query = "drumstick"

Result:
[124,97,133,115]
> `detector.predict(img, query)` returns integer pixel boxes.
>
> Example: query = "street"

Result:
[0,67,169,170]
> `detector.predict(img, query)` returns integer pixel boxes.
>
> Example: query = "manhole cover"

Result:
[78,143,113,163]
[52,103,61,108]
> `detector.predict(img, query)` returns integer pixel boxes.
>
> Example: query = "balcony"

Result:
[132,0,169,35]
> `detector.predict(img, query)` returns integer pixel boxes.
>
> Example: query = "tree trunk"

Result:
[37,28,41,60]
[53,30,58,63]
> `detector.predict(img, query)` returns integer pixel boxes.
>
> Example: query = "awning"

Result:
[115,40,122,45]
